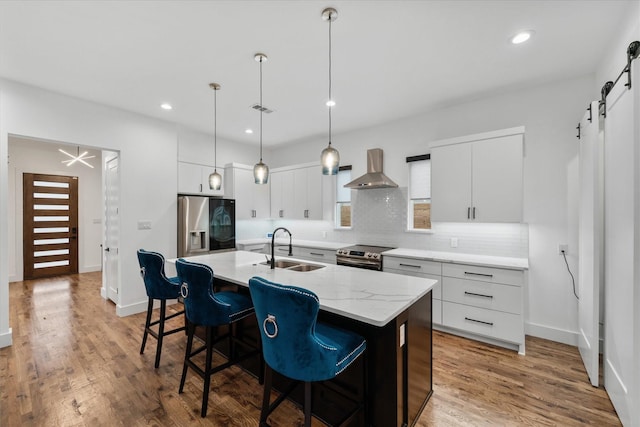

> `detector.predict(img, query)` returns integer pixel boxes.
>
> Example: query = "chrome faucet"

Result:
[270,227,292,269]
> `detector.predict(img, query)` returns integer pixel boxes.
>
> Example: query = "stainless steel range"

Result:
[336,244,395,271]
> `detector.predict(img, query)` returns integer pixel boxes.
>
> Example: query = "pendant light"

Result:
[253,53,269,184]
[208,83,223,190]
[320,7,339,175]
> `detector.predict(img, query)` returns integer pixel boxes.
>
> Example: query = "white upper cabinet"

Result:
[272,164,322,220]
[293,165,322,220]
[224,163,269,220]
[431,128,524,223]
[178,161,224,197]
[270,170,294,219]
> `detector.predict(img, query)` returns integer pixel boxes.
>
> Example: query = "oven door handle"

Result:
[336,257,381,269]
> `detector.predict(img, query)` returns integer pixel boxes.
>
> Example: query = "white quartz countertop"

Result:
[381,248,529,270]
[169,251,436,327]
[237,238,352,251]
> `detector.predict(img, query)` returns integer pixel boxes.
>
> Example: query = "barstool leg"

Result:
[179,321,195,394]
[259,365,273,426]
[154,299,167,368]
[304,381,312,427]
[140,298,153,354]
[201,326,215,417]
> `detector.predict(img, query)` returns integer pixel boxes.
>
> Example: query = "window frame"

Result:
[407,154,433,232]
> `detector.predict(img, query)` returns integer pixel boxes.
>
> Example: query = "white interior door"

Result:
[577,101,602,387]
[603,63,639,426]
[104,155,120,303]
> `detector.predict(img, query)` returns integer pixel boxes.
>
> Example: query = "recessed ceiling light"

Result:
[160,103,173,110]
[326,100,336,107]
[511,31,534,45]
[245,129,254,134]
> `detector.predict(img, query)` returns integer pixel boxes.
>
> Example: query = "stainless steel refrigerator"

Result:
[177,195,236,257]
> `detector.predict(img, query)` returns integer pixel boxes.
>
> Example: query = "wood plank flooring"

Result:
[0,272,620,426]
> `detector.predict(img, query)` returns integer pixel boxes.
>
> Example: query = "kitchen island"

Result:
[171,250,437,427]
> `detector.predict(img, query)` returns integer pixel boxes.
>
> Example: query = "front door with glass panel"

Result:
[23,173,79,279]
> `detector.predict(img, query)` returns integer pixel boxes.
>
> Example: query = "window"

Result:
[407,155,431,230]
[336,166,352,228]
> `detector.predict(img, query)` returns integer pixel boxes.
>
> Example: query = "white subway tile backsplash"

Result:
[239,187,528,258]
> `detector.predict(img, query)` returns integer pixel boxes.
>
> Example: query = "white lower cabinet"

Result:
[441,263,525,354]
[384,255,525,353]
[383,256,442,325]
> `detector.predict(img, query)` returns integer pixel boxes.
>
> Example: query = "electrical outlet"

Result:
[137,220,152,230]
[558,244,568,254]
[322,231,327,238]
[450,237,458,248]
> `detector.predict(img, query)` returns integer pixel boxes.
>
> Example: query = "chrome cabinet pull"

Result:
[464,271,494,278]
[199,183,203,192]
[309,252,324,257]
[467,207,470,219]
[399,263,421,269]
[472,207,476,219]
[464,291,493,299]
[465,317,494,326]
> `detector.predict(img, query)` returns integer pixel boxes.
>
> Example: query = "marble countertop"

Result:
[381,248,529,270]
[237,238,353,251]
[169,250,436,327]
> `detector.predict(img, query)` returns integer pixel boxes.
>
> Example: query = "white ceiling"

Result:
[0,1,633,147]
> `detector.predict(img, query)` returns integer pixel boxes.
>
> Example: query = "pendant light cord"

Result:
[328,18,332,146]
[214,87,217,172]
[260,57,263,162]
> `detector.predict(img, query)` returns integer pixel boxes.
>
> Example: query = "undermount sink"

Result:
[259,259,325,272]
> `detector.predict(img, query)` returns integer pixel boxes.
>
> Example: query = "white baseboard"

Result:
[100,286,107,300]
[79,265,101,273]
[0,328,13,348]
[115,298,179,317]
[525,321,579,346]
[116,299,148,317]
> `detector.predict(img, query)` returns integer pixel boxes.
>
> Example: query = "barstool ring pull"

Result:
[180,282,189,299]
[263,314,278,338]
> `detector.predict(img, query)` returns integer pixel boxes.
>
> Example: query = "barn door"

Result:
[23,173,79,279]
[577,100,603,387]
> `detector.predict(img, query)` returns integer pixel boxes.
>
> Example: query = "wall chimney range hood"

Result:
[344,148,398,189]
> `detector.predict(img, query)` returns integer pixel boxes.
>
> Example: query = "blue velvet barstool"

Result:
[248,276,368,427]
[175,258,262,418]
[137,249,186,368]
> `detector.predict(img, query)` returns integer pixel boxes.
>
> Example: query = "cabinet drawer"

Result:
[442,301,523,344]
[384,256,442,276]
[442,277,521,314]
[239,243,267,253]
[292,247,336,264]
[442,263,523,286]
[385,268,441,300]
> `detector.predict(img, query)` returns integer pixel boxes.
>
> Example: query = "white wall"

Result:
[270,74,596,345]
[8,136,103,281]
[0,79,267,347]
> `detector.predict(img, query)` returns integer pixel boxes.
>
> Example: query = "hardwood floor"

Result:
[0,272,620,426]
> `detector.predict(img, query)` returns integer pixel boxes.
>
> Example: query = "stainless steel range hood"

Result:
[344,148,398,189]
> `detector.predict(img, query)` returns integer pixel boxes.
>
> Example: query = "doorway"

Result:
[22,173,79,279]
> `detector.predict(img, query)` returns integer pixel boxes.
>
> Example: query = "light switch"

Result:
[137,220,152,230]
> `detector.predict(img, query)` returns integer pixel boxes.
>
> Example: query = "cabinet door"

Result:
[431,143,472,222]
[306,165,323,220]
[472,135,523,222]
[234,168,254,220]
[293,168,308,219]
[271,170,294,219]
[253,177,270,219]
[178,162,204,194]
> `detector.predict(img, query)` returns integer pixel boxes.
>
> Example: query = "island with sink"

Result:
[170,250,437,426]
